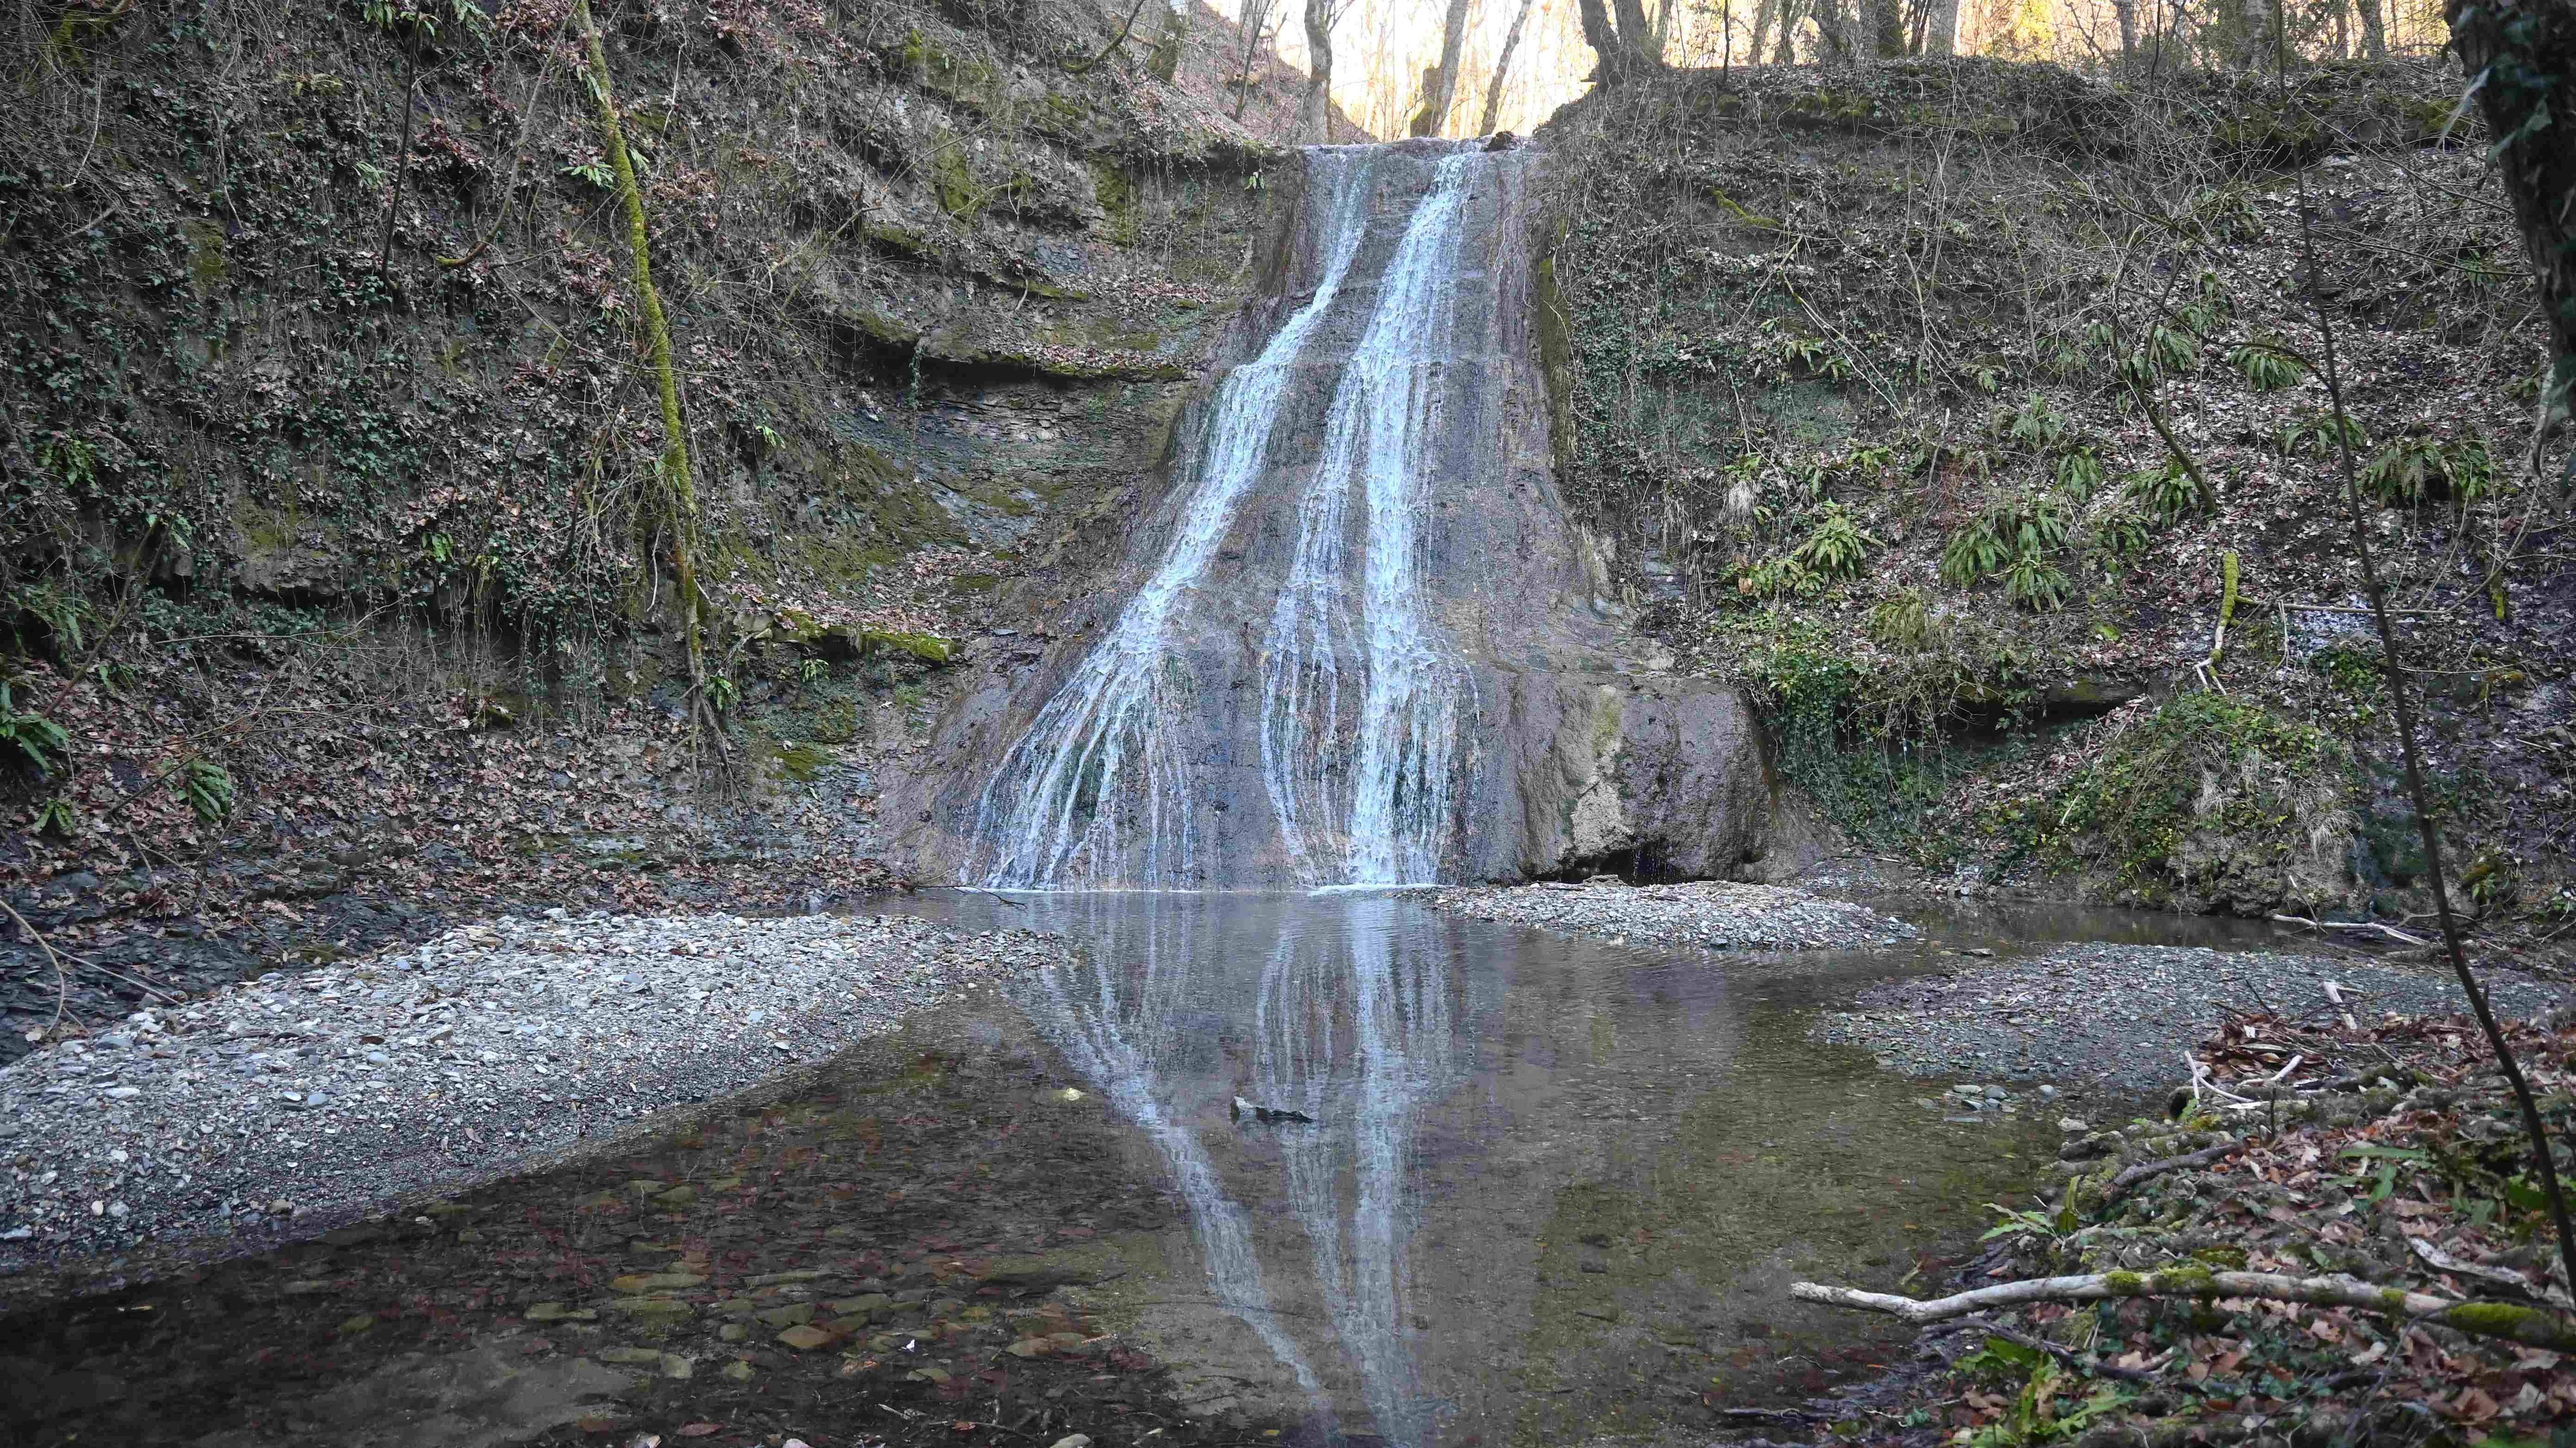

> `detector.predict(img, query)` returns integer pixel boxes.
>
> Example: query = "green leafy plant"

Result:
[1788,504,1880,581]
[32,797,76,839]
[0,683,69,777]
[2086,508,2153,573]
[1739,554,1818,601]
[2126,462,2208,525]
[1866,589,1931,649]
[706,675,740,713]
[8,583,93,663]
[2002,550,2072,611]
[2279,410,2369,457]
[1993,394,2068,451]
[560,156,615,190]
[2055,447,2104,499]
[2117,324,2200,385]
[175,758,235,822]
[2363,435,2493,507]
[796,658,828,688]
[1941,514,2013,587]
[35,434,98,490]
[2226,338,2306,391]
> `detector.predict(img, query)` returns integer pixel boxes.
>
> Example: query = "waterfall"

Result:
[965,143,1499,890]
[963,149,1381,889]
[1263,152,1477,887]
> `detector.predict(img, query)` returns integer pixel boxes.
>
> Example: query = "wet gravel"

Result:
[0,909,1076,1278]
[1813,941,2570,1093]
[1433,878,1918,951]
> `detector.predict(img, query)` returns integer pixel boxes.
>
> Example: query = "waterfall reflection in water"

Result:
[1010,893,1487,1446]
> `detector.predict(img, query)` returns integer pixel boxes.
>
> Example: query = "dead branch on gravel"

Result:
[0,897,70,1039]
[2095,1141,2239,1207]
[1790,1267,2576,1352]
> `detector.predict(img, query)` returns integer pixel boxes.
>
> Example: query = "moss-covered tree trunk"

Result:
[2446,0,2576,461]
[570,0,715,735]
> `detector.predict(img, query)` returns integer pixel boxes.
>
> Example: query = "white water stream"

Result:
[966,144,1490,889]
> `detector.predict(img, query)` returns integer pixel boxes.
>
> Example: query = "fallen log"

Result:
[1790,1266,2576,1352]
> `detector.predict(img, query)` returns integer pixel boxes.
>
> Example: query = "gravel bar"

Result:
[1813,941,2569,1092]
[1432,879,1919,951]
[0,909,1075,1277]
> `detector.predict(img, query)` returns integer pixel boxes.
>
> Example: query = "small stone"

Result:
[826,1293,891,1318]
[720,1360,755,1382]
[526,1303,596,1322]
[610,1272,705,1293]
[103,1087,142,1100]
[652,1185,698,1208]
[1005,1337,1049,1357]
[658,1353,694,1380]
[755,1303,817,1327]
[1051,1436,1094,1448]
[719,1323,747,1343]
[776,1324,833,1351]
[337,1314,377,1336]
[597,1346,663,1365]
[2059,1118,2091,1134]
[607,1297,694,1321]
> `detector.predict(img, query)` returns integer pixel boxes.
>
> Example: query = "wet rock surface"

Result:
[0,1025,1267,1448]
[1432,878,1918,951]
[1813,940,2570,1093]
[0,912,1073,1284]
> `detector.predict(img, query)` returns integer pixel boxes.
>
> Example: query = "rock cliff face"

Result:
[887,140,1789,887]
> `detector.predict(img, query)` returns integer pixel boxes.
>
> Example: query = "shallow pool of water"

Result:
[0,889,2305,1448]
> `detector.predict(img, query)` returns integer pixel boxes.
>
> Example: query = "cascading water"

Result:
[961,149,1381,890]
[1262,154,1477,887]
[965,143,1500,890]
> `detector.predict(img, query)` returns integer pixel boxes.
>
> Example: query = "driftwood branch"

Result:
[1791,1268,2576,1351]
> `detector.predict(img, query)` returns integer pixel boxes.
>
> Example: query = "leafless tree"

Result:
[1301,0,1337,141]
[1577,0,1667,81]
[1480,0,1539,135]
[1413,0,1476,136]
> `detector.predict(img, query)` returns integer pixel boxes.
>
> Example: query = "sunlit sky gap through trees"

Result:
[1202,0,2467,143]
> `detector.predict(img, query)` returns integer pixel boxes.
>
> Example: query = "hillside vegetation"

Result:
[1536,57,2572,942]
[0,0,1337,1044]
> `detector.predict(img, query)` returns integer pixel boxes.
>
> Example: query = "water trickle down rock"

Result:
[895,139,1794,888]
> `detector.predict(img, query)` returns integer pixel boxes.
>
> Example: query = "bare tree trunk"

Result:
[1774,0,1803,60]
[2111,0,2137,55]
[1612,0,1661,64]
[2241,0,2268,60]
[1300,0,1333,141]
[2354,0,2386,57]
[1578,0,1664,80]
[1810,0,1852,57]
[1748,0,1781,61]
[1862,0,1903,54]
[1480,0,1538,134]
[2445,0,2576,452]
[1419,0,1474,137]
[1921,0,1959,53]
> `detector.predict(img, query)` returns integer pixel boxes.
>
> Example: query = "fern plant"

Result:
[174,758,235,822]
[2363,435,2493,506]
[2126,463,2208,525]
[2279,410,2369,458]
[1940,515,2012,587]
[1789,504,1880,581]
[0,683,70,778]
[1866,589,1932,649]
[2002,551,2072,611]
[2226,338,2306,391]
[2087,509,2153,573]
[1993,394,2068,451]
[2055,447,2105,499]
